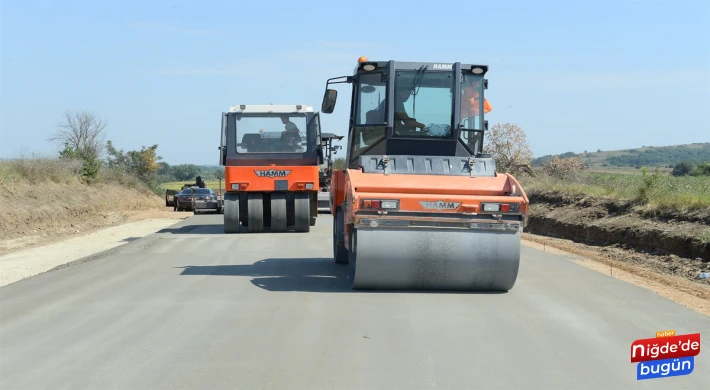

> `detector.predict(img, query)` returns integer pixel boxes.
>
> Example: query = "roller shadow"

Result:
[177,258,351,292]
[176,257,510,295]
[157,224,225,235]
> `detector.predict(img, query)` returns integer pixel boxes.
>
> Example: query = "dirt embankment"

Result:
[0,182,170,254]
[524,191,710,284]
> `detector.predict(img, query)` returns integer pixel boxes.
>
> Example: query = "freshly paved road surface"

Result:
[1,214,708,390]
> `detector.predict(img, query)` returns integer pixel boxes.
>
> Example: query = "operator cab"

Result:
[319,132,344,187]
[321,58,491,171]
[219,105,323,167]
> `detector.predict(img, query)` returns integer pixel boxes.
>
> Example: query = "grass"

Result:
[159,180,226,193]
[519,171,710,213]
[0,157,83,186]
[587,165,673,175]
[0,157,145,189]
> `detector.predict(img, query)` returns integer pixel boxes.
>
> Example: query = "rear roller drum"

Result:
[223,192,241,234]
[247,193,264,233]
[270,192,287,233]
[294,192,310,232]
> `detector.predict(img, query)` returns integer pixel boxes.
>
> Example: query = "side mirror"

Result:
[321,89,338,114]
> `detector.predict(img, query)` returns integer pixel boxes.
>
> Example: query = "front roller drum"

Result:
[350,228,521,291]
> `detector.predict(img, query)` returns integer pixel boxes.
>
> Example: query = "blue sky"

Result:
[1,0,708,165]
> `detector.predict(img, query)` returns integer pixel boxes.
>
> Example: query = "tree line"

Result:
[155,163,225,183]
[50,110,233,190]
[51,110,162,191]
[532,143,710,167]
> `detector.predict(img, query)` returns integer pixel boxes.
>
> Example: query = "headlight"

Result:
[482,203,500,212]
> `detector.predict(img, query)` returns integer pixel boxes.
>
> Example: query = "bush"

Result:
[671,161,710,177]
[542,156,585,179]
[636,167,662,204]
[691,162,710,176]
[672,161,695,177]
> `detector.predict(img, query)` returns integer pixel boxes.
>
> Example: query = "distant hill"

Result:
[532,142,710,168]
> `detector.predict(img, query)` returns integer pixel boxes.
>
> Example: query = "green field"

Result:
[160,180,226,193]
[586,165,673,175]
[520,171,710,212]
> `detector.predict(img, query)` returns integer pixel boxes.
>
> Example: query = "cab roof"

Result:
[228,104,314,114]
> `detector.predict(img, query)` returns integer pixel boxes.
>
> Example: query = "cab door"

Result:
[219,112,227,165]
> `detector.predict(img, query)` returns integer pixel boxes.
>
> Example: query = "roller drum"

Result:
[351,228,521,291]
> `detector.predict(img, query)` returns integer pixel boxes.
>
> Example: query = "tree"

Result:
[49,111,106,160]
[50,110,107,181]
[105,140,130,170]
[105,140,162,183]
[332,157,346,170]
[170,164,201,181]
[214,168,225,180]
[157,162,171,176]
[127,145,161,183]
[690,162,710,177]
[671,161,694,177]
[483,123,534,175]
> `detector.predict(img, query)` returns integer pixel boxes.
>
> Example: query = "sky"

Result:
[1,0,709,165]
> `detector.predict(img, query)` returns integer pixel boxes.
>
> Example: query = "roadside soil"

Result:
[0,181,190,256]
[525,192,710,282]
[0,208,189,256]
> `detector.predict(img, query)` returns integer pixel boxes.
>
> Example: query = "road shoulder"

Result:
[0,214,187,288]
[522,233,710,317]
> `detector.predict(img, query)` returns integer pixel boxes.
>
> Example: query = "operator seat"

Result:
[241,133,263,152]
[280,131,302,152]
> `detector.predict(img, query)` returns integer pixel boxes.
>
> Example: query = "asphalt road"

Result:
[1,214,708,390]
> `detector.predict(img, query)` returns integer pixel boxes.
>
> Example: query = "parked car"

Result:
[191,188,222,214]
[175,189,196,211]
